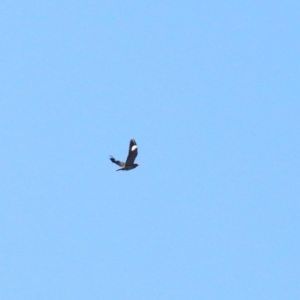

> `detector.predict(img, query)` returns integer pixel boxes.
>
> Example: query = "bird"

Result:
[109,139,139,171]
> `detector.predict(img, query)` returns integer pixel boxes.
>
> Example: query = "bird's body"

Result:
[110,139,139,171]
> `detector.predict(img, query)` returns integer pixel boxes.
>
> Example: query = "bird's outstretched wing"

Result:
[110,156,125,167]
[125,139,138,166]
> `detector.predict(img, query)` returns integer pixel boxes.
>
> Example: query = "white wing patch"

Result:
[131,145,137,151]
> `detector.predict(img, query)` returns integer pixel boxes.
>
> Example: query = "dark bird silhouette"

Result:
[110,139,139,171]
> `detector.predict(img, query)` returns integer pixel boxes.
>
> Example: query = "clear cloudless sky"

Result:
[0,1,299,299]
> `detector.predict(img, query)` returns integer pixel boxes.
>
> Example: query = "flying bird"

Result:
[110,139,139,171]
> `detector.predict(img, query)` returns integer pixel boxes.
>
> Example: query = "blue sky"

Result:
[1,1,299,299]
